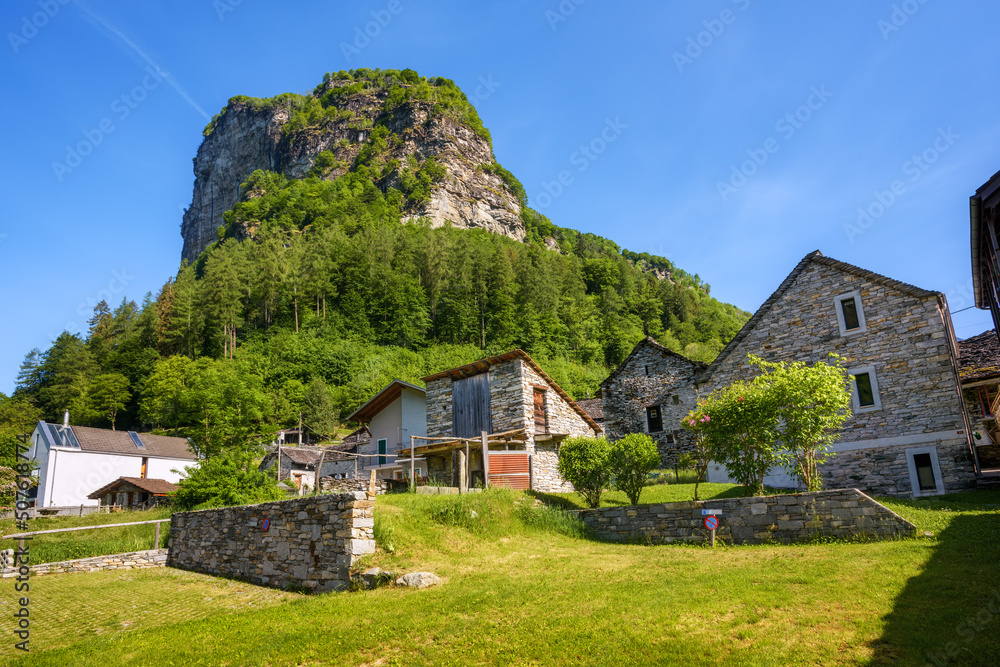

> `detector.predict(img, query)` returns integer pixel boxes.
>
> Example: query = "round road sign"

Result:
[704,516,719,531]
[261,518,270,531]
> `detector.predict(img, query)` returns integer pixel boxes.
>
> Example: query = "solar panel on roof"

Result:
[128,431,146,449]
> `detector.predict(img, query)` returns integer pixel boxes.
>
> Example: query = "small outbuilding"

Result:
[87,476,179,510]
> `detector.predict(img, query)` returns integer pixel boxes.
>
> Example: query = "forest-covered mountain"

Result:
[5,68,750,456]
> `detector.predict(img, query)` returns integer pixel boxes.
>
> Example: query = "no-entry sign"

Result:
[704,515,719,531]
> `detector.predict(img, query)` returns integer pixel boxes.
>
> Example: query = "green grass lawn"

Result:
[3,486,999,666]
[0,507,173,564]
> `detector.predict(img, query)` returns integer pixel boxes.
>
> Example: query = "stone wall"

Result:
[425,377,452,439]
[821,437,976,496]
[167,493,375,592]
[601,339,705,465]
[576,489,915,545]
[319,476,387,495]
[0,548,167,578]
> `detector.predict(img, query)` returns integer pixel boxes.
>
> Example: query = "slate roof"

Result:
[959,330,1000,383]
[340,425,371,447]
[702,251,942,379]
[87,476,179,499]
[599,337,706,389]
[47,424,197,460]
[576,398,604,422]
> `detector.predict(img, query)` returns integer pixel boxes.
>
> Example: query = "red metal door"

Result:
[488,452,531,490]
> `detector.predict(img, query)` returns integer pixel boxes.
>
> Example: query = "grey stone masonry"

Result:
[601,338,706,466]
[576,489,915,545]
[167,493,375,593]
[698,252,978,496]
[0,548,168,578]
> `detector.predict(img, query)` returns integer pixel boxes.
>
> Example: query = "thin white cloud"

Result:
[73,1,209,120]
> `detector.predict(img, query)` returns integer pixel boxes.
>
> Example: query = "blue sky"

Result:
[1,0,997,394]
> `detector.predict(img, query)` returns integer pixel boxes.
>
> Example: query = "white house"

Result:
[28,419,198,508]
[346,380,428,481]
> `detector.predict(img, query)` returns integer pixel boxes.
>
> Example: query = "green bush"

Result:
[172,450,285,510]
[609,434,661,506]
[557,436,612,508]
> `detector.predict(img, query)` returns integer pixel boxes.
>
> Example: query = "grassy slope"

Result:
[4,487,999,666]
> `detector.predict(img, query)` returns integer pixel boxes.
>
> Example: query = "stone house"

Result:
[414,349,602,492]
[958,330,1000,470]
[600,337,706,466]
[698,251,978,497]
[87,476,179,509]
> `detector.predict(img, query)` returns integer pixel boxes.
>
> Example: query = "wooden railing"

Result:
[1,519,171,552]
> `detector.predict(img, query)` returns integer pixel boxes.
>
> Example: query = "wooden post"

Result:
[369,469,377,495]
[465,440,471,490]
[710,528,716,548]
[154,522,161,548]
[410,435,415,490]
[298,412,302,446]
[79,504,83,517]
[481,431,489,489]
[314,449,326,496]
[458,450,467,495]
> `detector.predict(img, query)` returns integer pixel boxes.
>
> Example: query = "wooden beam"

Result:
[481,431,489,488]
[409,435,415,490]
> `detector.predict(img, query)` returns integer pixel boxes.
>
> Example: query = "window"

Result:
[646,406,663,433]
[849,366,881,412]
[533,388,547,434]
[378,438,387,465]
[834,290,867,336]
[665,433,675,444]
[905,446,944,496]
[644,365,650,376]
[672,395,680,405]
[127,431,146,449]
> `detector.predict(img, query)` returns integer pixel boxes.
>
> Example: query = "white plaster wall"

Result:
[146,458,195,483]
[369,397,402,467]
[401,387,427,441]
[42,450,141,507]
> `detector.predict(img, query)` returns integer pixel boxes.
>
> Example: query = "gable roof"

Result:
[346,380,425,423]
[959,329,1000,383]
[701,251,942,379]
[40,423,197,460]
[340,425,371,447]
[87,476,179,499]
[576,398,604,422]
[599,337,706,389]
[421,349,602,433]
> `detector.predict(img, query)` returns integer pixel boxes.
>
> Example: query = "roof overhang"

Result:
[346,380,426,423]
[972,169,1000,309]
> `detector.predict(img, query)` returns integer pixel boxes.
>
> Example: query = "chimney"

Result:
[63,410,70,428]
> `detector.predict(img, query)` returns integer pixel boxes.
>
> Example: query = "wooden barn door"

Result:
[453,372,492,438]
[533,388,547,434]
[488,452,531,490]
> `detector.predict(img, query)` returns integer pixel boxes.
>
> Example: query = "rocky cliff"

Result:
[180,73,525,262]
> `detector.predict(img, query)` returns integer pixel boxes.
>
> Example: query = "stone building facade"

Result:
[698,251,977,496]
[421,350,602,492]
[600,337,706,466]
[167,492,375,592]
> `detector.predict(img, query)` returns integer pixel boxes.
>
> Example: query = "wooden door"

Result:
[453,372,492,437]
[533,388,547,434]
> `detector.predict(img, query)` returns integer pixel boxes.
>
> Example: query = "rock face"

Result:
[180,81,525,263]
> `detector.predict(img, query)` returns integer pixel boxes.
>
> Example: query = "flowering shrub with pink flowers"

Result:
[681,354,851,495]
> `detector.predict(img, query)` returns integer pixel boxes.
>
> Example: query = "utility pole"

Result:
[298,412,302,446]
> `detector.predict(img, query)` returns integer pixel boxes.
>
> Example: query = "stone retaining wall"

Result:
[0,548,167,577]
[167,492,375,592]
[576,489,915,545]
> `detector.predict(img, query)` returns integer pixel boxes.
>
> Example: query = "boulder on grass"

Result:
[395,572,441,589]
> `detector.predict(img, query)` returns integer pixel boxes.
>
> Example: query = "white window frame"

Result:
[834,290,867,337]
[849,365,882,413]
[905,446,945,496]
